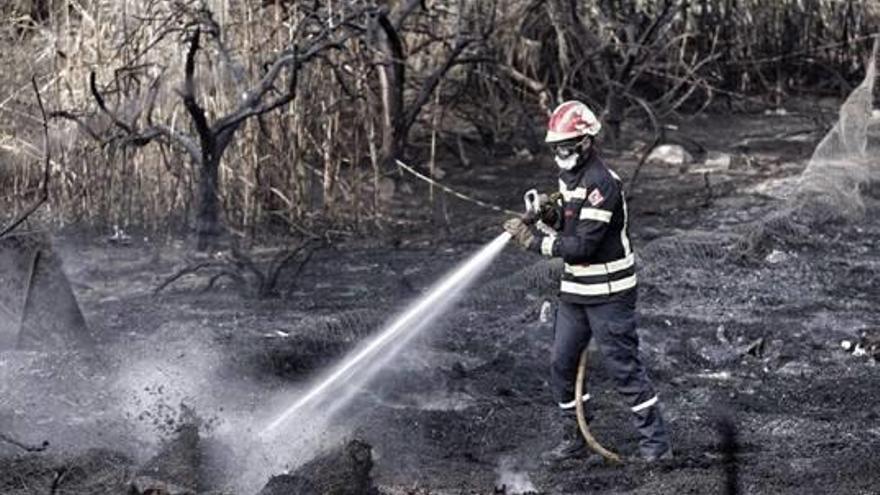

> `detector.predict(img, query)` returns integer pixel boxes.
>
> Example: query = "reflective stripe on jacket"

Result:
[529,151,636,304]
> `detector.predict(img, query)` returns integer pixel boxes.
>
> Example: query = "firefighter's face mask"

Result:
[552,137,591,170]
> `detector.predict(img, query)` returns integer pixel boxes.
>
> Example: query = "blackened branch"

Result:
[46,110,102,141]
[89,72,135,135]
[0,432,49,453]
[0,77,52,238]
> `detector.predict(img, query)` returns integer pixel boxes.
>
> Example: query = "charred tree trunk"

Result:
[196,154,221,251]
[375,11,407,169]
[194,125,237,251]
[373,4,479,172]
[603,92,625,141]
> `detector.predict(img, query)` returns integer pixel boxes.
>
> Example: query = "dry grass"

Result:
[0,0,875,239]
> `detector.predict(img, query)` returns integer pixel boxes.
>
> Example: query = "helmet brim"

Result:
[546,129,597,143]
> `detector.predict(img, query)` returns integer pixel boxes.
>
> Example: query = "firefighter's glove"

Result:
[537,192,562,227]
[538,202,559,227]
[503,217,535,249]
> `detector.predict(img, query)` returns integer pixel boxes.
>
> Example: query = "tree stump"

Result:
[136,423,202,493]
[259,439,375,495]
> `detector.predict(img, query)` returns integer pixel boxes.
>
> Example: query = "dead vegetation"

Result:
[154,239,318,297]
[0,1,875,245]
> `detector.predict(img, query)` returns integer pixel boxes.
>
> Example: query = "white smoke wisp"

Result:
[213,407,348,494]
[259,232,511,438]
[109,321,237,459]
[110,322,349,494]
[495,456,537,494]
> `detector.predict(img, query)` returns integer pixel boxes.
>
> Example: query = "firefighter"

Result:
[503,101,672,464]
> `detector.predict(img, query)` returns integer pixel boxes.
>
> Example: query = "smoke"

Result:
[208,407,349,493]
[110,322,230,458]
[0,230,512,492]
[495,456,537,494]
[207,233,511,492]
[100,321,341,493]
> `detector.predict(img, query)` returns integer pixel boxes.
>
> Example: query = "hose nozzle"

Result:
[522,189,541,225]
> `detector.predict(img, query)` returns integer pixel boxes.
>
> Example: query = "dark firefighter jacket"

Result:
[527,150,636,305]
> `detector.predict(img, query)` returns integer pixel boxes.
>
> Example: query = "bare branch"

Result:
[496,63,552,112]
[624,93,661,193]
[401,36,474,136]
[151,124,201,163]
[153,261,227,294]
[390,0,426,30]
[374,10,407,159]
[89,71,135,135]
[0,432,49,453]
[265,240,314,294]
[231,7,367,116]
[142,68,165,126]
[0,77,52,238]
[87,70,203,162]
[214,10,365,137]
[46,110,102,141]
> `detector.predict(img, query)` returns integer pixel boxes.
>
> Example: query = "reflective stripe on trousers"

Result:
[560,274,637,297]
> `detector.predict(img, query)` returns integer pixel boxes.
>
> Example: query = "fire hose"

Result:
[395,159,519,216]
[396,158,622,463]
[575,347,623,464]
[525,191,623,463]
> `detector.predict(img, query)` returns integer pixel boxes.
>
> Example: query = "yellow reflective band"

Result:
[632,395,658,412]
[541,236,556,257]
[560,274,637,296]
[580,207,612,223]
[558,393,591,410]
[564,253,635,277]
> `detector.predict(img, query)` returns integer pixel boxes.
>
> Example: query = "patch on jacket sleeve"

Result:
[587,188,605,206]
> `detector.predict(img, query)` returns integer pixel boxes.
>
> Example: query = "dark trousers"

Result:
[551,290,671,456]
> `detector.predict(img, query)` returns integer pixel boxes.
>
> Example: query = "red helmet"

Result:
[545,101,602,143]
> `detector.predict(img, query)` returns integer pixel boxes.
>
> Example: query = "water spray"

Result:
[261,232,512,437]
[259,159,621,466]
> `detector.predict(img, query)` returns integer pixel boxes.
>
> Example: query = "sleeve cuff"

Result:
[530,235,556,257]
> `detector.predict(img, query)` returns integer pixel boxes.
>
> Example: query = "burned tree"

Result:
[48,1,497,245]
[6,1,874,237]
[67,5,369,250]
[371,1,493,168]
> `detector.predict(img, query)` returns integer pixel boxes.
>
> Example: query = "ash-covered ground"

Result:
[1,110,879,494]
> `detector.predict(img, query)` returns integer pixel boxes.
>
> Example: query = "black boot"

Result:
[540,430,587,465]
[633,402,673,462]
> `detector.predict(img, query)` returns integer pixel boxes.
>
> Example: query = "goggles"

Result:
[550,137,587,158]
